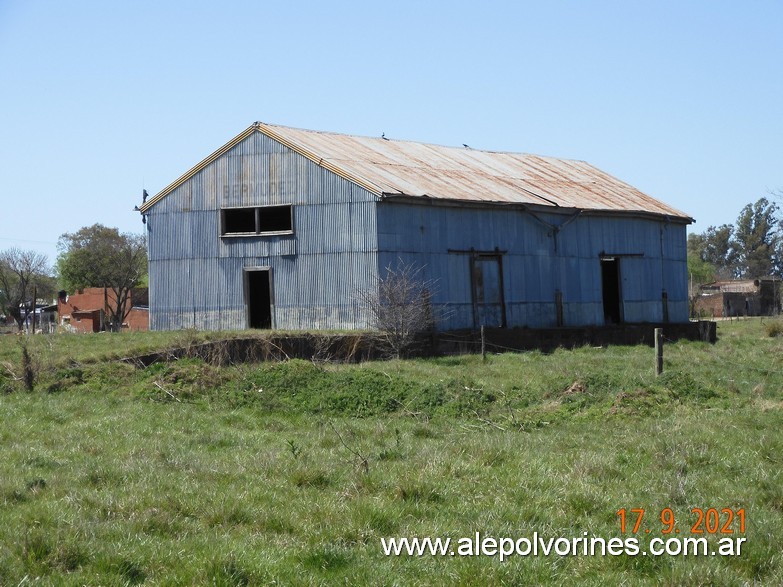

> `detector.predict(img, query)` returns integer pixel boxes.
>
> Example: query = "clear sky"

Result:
[1,1,781,267]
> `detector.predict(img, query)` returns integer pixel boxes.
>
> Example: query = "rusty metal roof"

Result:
[141,122,693,221]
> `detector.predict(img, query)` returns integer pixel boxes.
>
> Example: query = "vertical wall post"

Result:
[662,290,669,323]
[555,290,564,327]
[654,328,664,376]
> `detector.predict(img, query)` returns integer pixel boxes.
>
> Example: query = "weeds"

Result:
[329,420,370,473]
[286,439,302,460]
[20,339,34,391]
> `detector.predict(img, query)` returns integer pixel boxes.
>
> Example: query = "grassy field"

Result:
[0,319,781,585]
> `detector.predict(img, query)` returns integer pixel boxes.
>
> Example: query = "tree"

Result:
[358,261,437,359]
[703,224,739,276]
[57,224,147,331]
[687,197,783,281]
[686,233,717,282]
[688,224,737,279]
[732,197,781,278]
[0,248,54,331]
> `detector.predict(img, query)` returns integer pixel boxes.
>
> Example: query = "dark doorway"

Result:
[471,254,506,328]
[246,269,272,329]
[601,258,622,324]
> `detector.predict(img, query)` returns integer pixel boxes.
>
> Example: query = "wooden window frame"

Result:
[220,204,294,237]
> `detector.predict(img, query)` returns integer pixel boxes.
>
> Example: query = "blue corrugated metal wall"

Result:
[146,132,379,330]
[376,202,689,329]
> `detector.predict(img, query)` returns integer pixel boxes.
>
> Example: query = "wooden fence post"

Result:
[655,328,663,376]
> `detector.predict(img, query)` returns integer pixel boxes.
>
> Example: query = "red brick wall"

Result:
[123,308,149,331]
[70,311,101,333]
[693,293,723,318]
[58,288,148,332]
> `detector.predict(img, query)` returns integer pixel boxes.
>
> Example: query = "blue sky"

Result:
[1,1,781,267]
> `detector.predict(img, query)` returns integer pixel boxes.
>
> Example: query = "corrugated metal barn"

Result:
[138,122,693,331]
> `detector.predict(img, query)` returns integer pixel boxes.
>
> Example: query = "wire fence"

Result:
[432,318,783,381]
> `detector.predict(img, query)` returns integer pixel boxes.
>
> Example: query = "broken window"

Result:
[259,205,293,233]
[221,204,293,236]
[222,208,256,234]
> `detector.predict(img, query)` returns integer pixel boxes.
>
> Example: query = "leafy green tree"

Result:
[0,248,54,331]
[686,250,716,286]
[57,224,147,331]
[688,197,783,280]
[686,248,717,318]
[703,224,738,276]
[732,197,781,278]
[688,225,737,279]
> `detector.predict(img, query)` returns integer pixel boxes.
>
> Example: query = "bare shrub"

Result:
[357,261,438,359]
[20,340,34,391]
[2,337,53,392]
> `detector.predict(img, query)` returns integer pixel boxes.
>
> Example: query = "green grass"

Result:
[0,319,781,585]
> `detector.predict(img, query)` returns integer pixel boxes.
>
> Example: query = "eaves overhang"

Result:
[378,193,694,224]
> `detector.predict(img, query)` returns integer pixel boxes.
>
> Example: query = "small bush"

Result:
[766,321,783,337]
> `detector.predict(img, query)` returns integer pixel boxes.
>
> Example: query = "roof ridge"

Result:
[257,121,588,163]
[139,121,692,223]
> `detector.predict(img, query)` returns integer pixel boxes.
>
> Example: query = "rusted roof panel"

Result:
[141,122,692,221]
[258,123,692,221]
[702,280,759,294]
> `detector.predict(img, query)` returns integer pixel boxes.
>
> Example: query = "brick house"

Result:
[57,288,149,332]
[693,278,782,318]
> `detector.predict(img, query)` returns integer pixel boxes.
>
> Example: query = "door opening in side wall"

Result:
[471,254,506,328]
[245,268,272,329]
[600,257,622,324]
